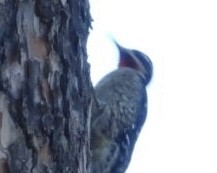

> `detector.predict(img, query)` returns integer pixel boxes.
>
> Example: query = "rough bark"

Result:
[0,0,92,173]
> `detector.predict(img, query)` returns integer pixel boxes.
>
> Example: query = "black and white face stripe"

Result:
[115,42,153,84]
[131,50,153,83]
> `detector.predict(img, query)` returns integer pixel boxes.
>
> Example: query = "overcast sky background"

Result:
[87,0,217,172]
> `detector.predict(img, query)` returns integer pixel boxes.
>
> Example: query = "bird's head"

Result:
[115,41,153,84]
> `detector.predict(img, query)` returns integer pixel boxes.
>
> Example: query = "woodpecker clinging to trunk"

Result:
[90,41,153,173]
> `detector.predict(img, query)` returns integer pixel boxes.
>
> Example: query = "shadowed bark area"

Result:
[0,0,92,172]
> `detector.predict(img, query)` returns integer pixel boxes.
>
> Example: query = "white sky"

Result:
[87,0,217,172]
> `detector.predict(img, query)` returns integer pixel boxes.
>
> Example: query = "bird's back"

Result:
[91,68,148,173]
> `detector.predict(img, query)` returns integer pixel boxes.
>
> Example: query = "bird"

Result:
[90,41,153,173]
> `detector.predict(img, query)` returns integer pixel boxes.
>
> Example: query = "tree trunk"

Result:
[0,0,92,173]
